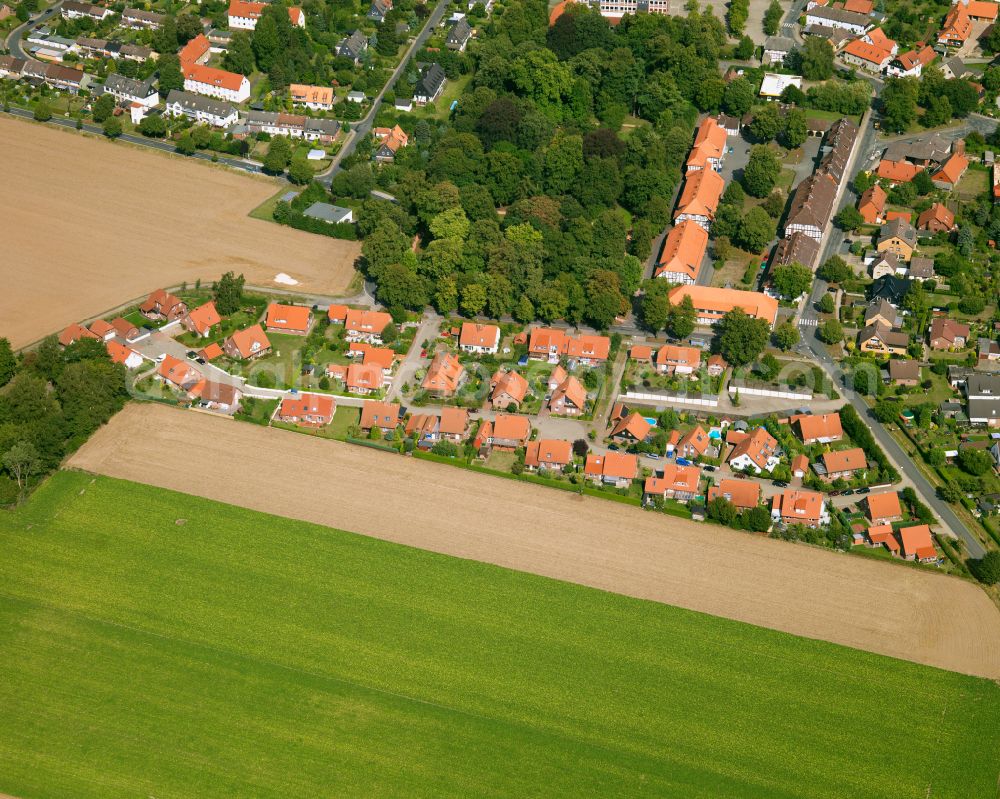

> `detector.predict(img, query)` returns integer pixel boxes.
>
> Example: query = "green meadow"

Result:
[0,471,998,798]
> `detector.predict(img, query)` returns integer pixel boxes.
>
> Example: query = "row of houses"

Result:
[654,117,729,284]
[774,118,859,271]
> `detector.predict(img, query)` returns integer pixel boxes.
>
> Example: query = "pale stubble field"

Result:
[0,115,360,349]
[69,402,1000,680]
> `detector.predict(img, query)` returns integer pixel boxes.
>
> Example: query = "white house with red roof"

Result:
[183,63,250,103]
[278,393,335,426]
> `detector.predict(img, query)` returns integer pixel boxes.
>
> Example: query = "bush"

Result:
[840,403,900,483]
[971,550,1000,584]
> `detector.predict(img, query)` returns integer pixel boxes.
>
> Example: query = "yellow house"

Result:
[858,323,909,356]
[876,218,916,263]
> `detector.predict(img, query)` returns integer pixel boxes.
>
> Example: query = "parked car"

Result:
[647,453,661,459]
[842,489,855,496]
[186,350,197,360]
[772,480,788,488]
[733,472,747,479]
[608,443,620,451]
[703,465,716,472]
[856,487,871,494]
[676,457,692,466]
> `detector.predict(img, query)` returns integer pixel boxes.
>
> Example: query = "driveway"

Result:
[386,312,441,402]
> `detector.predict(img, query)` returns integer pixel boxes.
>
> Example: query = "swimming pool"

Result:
[708,429,722,440]
[644,417,657,426]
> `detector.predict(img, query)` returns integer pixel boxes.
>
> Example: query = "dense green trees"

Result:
[213,272,246,315]
[771,262,812,299]
[0,338,128,504]
[717,308,769,366]
[794,37,834,80]
[743,146,781,198]
[763,0,782,35]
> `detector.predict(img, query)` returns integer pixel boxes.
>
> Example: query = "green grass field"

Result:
[1,472,999,798]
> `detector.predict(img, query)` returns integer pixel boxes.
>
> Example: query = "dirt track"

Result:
[0,116,360,349]
[69,403,1000,679]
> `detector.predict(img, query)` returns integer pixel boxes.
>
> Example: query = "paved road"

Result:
[795,111,989,558]
[1,106,266,173]
[4,1,62,59]
[319,0,451,185]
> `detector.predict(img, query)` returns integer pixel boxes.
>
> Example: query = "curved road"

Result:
[4,0,63,59]
[318,0,451,184]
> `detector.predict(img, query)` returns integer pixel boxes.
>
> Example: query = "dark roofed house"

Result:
[883,133,951,166]
[784,172,838,241]
[868,274,913,306]
[877,217,918,261]
[367,0,391,22]
[446,17,472,50]
[413,63,446,105]
[908,256,934,280]
[103,73,158,106]
[888,359,920,386]
[121,7,165,28]
[772,231,820,270]
[335,30,368,61]
[763,35,795,64]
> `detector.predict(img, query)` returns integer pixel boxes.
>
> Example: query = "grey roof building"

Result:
[336,30,368,61]
[414,62,446,104]
[304,202,354,224]
[446,17,472,50]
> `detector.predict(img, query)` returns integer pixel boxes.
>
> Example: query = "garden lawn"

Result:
[0,472,999,798]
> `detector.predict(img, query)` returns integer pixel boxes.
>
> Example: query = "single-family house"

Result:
[140,289,187,321]
[677,425,711,460]
[423,351,465,397]
[609,412,652,444]
[792,412,843,444]
[859,323,909,355]
[106,340,144,369]
[345,362,385,395]
[524,439,573,472]
[877,159,923,183]
[265,303,313,335]
[869,252,902,280]
[446,17,473,50]
[327,305,349,325]
[490,369,529,409]
[360,400,401,434]
[864,491,903,524]
[643,463,701,503]
[908,256,935,281]
[223,324,271,360]
[877,218,917,262]
[373,124,409,162]
[183,302,222,338]
[157,354,202,392]
[707,478,761,510]
[867,524,901,553]
[655,344,701,375]
[459,322,500,354]
[486,414,531,449]
[791,453,810,478]
[819,447,868,480]
[858,184,887,225]
[727,427,780,474]
[413,63,446,105]
[929,317,971,350]
[898,523,936,561]
[344,309,392,343]
[886,45,935,78]
[584,452,638,488]
[917,203,957,234]
[868,274,913,306]
[864,299,900,329]
[939,2,972,47]
[58,324,99,347]
[772,488,828,527]
[336,30,368,62]
[278,393,336,426]
[888,359,920,386]
[549,375,587,415]
[840,39,893,72]
[406,407,469,443]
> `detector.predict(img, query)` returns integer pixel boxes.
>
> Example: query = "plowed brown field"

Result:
[1,115,359,349]
[69,402,1000,679]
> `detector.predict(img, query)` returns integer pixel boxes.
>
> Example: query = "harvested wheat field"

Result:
[0,115,360,349]
[70,402,1000,679]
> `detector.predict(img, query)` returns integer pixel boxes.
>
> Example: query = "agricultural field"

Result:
[0,116,360,349]
[67,403,1000,679]
[1,470,998,798]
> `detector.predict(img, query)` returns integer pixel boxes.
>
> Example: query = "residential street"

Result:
[795,107,990,558]
[318,0,451,184]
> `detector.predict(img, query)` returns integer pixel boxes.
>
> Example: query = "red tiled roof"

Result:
[265,303,312,332]
[584,452,638,480]
[58,323,99,346]
[865,491,902,521]
[525,439,573,468]
[821,447,868,473]
[707,478,761,509]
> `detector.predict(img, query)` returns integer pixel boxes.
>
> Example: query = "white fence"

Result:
[620,391,719,408]
[728,385,812,401]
